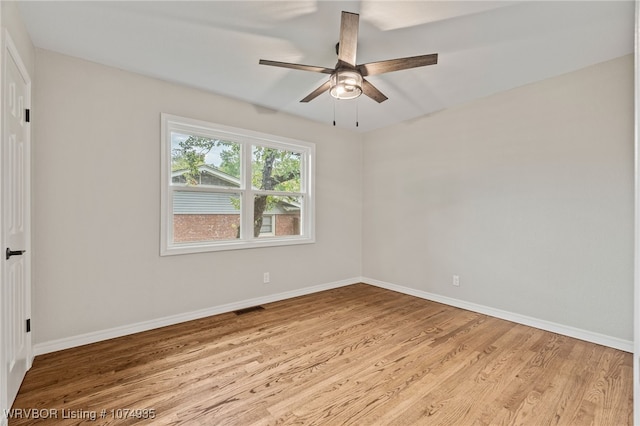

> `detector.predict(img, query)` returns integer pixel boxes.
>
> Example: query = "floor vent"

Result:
[234,306,265,315]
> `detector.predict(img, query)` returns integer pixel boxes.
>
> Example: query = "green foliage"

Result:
[252,147,301,236]
[218,143,240,178]
[172,135,301,237]
[252,147,301,192]
[171,136,216,185]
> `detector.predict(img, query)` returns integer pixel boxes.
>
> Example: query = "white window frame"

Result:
[161,113,315,255]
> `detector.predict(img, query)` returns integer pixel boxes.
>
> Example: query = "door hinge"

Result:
[25,109,30,123]
[26,318,31,333]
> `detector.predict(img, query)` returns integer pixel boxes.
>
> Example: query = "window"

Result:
[260,215,275,236]
[161,114,315,255]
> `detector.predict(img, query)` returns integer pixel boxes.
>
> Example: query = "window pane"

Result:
[171,132,241,188]
[254,195,301,238]
[252,146,301,192]
[259,215,274,235]
[173,191,240,242]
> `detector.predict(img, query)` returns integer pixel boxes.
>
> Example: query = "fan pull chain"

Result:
[356,99,359,128]
[333,99,336,126]
[333,98,336,127]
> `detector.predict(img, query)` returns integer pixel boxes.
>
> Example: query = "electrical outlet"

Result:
[263,272,270,284]
[452,275,460,287]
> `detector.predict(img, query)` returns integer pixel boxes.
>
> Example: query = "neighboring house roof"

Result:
[171,164,240,188]
[276,200,300,212]
[172,165,300,215]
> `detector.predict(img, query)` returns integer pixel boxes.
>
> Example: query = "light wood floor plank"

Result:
[9,284,632,425]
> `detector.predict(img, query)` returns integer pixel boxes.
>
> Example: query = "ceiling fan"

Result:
[259,11,438,104]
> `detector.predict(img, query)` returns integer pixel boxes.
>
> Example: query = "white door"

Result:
[2,32,31,409]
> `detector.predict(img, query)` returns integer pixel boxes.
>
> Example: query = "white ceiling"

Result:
[18,1,634,132]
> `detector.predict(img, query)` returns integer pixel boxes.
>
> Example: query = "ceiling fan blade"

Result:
[358,53,438,76]
[300,80,332,103]
[337,11,359,67]
[362,79,388,103]
[259,59,334,74]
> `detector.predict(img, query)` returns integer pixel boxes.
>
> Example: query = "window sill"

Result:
[160,235,315,256]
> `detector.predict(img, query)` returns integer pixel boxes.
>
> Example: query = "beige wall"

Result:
[33,50,635,347]
[363,55,634,341]
[32,49,363,344]
[1,1,35,76]
[27,27,634,347]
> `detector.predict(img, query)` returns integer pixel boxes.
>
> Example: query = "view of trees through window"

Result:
[171,134,302,238]
[172,136,241,184]
[162,114,314,254]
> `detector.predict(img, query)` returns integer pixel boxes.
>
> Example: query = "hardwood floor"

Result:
[9,284,633,425]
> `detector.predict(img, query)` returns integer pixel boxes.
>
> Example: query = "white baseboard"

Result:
[361,277,633,353]
[34,276,632,356]
[33,278,356,356]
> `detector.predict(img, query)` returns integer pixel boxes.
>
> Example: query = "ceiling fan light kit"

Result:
[330,70,363,100]
[259,11,438,124]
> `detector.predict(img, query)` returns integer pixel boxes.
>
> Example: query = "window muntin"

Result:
[161,114,314,255]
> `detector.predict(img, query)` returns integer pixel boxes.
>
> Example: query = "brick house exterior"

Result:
[172,165,300,243]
